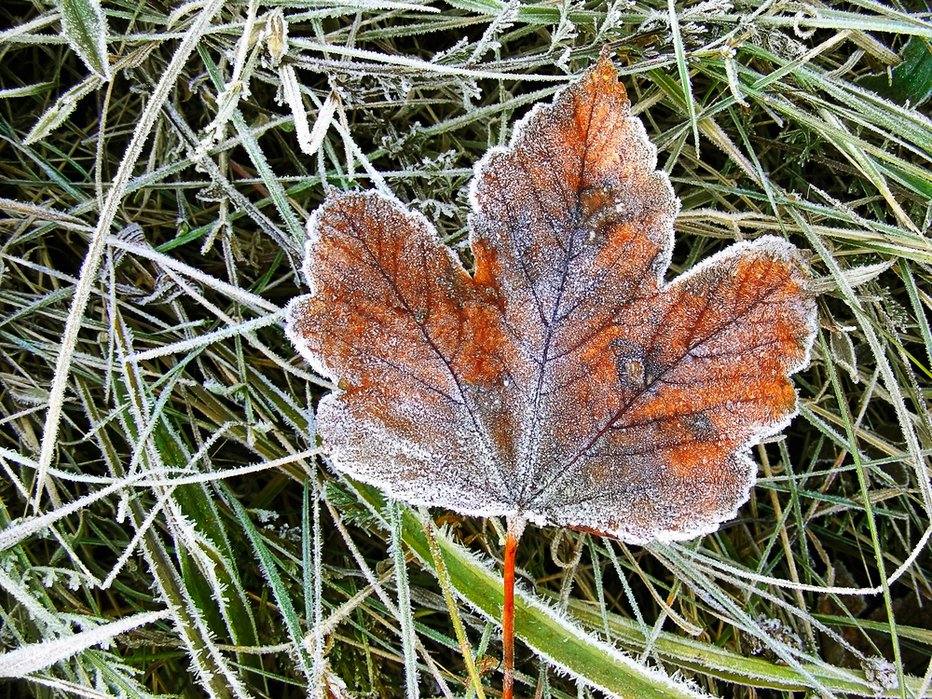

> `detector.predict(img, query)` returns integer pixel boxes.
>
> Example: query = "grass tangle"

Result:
[1,0,931,697]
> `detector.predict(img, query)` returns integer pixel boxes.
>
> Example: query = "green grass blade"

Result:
[58,0,110,80]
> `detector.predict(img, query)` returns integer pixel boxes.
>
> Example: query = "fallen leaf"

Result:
[286,56,817,544]
[287,55,818,698]
[858,36,932,108]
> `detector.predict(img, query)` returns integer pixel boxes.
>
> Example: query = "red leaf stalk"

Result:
[502,516,525,699]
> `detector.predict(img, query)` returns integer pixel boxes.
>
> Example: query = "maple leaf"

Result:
[288,55,818,698]
[286,56,817,545]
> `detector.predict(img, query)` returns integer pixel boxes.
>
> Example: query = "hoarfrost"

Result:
[286,57,817,544]
[862,656,897,694]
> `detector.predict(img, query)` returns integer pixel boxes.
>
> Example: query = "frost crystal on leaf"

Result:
[286,57,818,544]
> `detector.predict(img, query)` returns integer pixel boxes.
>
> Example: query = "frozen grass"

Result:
[1,0,931,697]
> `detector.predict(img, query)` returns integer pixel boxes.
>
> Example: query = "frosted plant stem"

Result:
[32,0,227,510]
[423,514,487,699]
[389,500,419,699]
[502,516,526,699]
[304,479,325,695]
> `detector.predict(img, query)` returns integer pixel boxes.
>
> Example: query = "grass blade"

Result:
[58,0,110,80]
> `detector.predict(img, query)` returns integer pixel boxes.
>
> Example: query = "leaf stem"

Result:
[502,516,526,699]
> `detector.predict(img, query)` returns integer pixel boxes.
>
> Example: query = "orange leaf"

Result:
[286,56,817,544]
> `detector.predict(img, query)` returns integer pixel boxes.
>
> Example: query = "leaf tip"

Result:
[585,51,628,106]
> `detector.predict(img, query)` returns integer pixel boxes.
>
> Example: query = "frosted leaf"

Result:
[286,57,817,544]
[60,0,111,81]
[24,77,101,145]
[263,8,288,67]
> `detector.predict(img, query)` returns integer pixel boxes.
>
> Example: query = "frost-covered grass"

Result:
[1,1,931,697]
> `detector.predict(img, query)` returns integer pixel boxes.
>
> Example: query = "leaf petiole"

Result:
[502,515,526,699]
